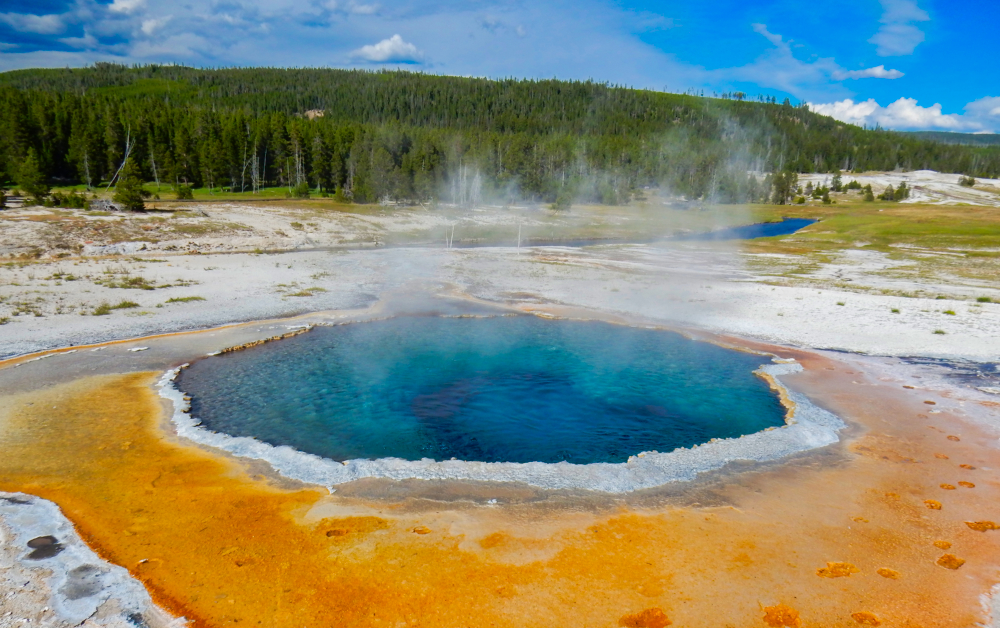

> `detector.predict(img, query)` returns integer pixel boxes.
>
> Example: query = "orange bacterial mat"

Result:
[2,363,1000,627]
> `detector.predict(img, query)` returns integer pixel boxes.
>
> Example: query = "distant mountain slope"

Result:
[902,131,1000,146]
[1,64,999,204]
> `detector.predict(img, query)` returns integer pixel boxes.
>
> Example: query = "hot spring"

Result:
[175,316,789,466]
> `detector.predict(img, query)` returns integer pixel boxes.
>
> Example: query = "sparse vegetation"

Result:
[958,175,977,187]
[92,300,139,315]
[891,308,900,313]
[943,310,956,315]
[287,287,328,297]
[165,296,206,303]
[978,296,993,303]
[933,329,946,335]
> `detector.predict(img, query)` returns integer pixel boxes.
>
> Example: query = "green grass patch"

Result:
[165,296,206,303]
[933,329,946,335]
[943,310,956,315]
[93,300,139,315]
[101,275,157,290]
[978,296,993,303]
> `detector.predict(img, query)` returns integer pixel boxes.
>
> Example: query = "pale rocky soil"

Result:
[1,183,999,360]
[799,169,1000,206]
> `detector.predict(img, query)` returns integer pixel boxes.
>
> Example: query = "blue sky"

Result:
[1,0,998,132]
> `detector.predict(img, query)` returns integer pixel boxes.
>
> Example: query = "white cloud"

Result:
[108,0,146,15]
[751,23,786,49]
[721,24,844,99]
[59,31,99,49]
[347,2,380,16]
[727,24,905,98]
[869,0,929,56]
[832,65,903,80]
[323,1,379,16]
[808,97,1000,132]
[965,96,1000,120]
[0,13,66,35]
[350,34,423,63]
[141,16,172,36]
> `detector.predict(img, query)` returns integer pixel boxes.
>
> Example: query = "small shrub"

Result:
[958,175,976,187]
[836,301,845,306]
[933,329,946,335]
[175,185,194,200]
[289,222,304,230]
[113,300,140,309]
[165,296,206,303]
[891,308,900,314]
[794,196,805,204]
[977,296,993,303]
[93,302,112,316]
[0,316,10,325]
[943,310,956,315]
[935,295,947,300]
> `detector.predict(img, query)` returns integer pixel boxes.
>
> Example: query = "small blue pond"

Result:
[177,317,787,465]
[674,218,817,241]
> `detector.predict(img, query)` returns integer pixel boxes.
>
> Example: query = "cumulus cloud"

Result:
[832,65,903,80]
[808,96,1000,132]
[351,34,423,63]
[869,0,929,56]
[0,12,66,35]
[965,96,1000,119]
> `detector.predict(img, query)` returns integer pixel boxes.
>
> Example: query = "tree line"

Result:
[1,64,998,207]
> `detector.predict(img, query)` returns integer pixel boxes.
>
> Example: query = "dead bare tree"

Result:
[149,137,160,191]
[105,126,135,192]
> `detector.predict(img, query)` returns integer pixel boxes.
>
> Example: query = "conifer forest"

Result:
[2,63,998,206]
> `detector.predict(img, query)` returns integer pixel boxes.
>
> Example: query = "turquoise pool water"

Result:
[176,317,787,465]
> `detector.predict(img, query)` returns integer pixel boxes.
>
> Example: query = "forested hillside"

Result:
[903,131,1000,147]
[1,63,998,205]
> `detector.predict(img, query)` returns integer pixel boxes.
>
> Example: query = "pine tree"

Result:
[895,181,909,200]
[17,148,49,203]
[113,157,151,211]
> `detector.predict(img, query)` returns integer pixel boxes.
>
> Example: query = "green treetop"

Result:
[113,158,151,211]
[17,148,50,203]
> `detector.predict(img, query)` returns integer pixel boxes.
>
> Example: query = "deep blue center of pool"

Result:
[177,317,787,465]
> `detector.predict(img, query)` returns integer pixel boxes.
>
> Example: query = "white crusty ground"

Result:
[0,492,184,628]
